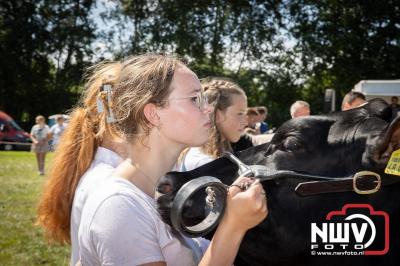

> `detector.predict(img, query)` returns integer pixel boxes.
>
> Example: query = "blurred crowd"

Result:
[27,89,400,174]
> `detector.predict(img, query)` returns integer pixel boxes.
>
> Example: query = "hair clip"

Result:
[96,93,104,113]
[97,84,116,123]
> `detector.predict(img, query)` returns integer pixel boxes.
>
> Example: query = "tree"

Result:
[287,0,400,107]
[0,0,95,127]
[111,1,282,66]
[108,0,297,126]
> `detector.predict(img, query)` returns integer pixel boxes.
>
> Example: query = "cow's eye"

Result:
[282,137,303,152]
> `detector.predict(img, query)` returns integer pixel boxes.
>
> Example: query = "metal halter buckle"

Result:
[205,186,216,208]
[353,171,381,195]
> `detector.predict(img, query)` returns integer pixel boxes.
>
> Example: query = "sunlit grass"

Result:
[0,151,69,265]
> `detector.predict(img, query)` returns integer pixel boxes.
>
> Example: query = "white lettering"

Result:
[351,223,367,243]
[311,222,373,245]
[354,244,364,250]
[329,223,349,243]
[312,223,328,243]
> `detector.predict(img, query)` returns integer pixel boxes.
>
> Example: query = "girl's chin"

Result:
[193,135,210,147]
[230,135,241,143]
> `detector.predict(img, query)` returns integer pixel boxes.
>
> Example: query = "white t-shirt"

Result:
[70,147,123,266]
[176,147,214,172]
[30,124,50,141]
[78,177,209,266]
[49,123,67,146]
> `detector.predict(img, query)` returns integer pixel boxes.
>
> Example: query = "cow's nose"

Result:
[158,182,173,194]
[157,175,175,194]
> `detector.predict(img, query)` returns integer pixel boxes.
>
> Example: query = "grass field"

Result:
[0,151,70,266]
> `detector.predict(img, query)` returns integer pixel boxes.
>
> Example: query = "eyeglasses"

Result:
[166,91,210,112]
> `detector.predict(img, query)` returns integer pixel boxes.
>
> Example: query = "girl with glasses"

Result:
[37,54,267,266]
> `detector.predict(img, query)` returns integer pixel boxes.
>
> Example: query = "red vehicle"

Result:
[0,111,32,151]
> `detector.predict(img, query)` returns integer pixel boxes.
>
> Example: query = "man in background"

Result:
[341,91,366,111]
[290,100,310,118]
[390,96,400,119]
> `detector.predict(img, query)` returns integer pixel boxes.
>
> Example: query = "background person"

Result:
[255,106,269,134]
[245,107,260,134]
[30,115,50,175]
[48,115,68,151]
[341,91,366,111]
[290,100,310,118]
[390,96,400,119]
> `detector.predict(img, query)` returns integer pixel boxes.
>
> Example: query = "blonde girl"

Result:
[30,115,50,175]
[178,77,249,171]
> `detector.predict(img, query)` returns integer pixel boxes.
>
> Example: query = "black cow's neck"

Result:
[189,156,239,184]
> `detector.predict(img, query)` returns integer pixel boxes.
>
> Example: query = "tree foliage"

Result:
[1,0,400,128]
[288,0,400,106]
[110,0,298,125]
[116,1,282,64]
[0,0,95,126]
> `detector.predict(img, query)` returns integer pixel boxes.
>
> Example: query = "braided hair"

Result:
[200,77,246,158]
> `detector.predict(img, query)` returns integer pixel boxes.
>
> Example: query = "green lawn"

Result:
[0,151,70,266]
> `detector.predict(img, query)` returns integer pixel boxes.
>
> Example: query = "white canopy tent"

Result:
[353,80,400,103]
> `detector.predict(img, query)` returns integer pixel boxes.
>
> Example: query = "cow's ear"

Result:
[365,98,393,122]
[373,116,400,166]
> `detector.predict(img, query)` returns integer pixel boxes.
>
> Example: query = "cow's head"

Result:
[156,98,400,265]
[238,98,400,177]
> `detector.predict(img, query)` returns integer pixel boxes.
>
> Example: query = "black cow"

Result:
[156,99,400,266]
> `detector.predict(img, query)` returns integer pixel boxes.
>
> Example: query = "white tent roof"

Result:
[353,80,400,96]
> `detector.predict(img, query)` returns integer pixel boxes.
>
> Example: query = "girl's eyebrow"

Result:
[188,88,201,94]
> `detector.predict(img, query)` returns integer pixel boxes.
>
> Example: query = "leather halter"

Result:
[223,152,383,196]
[169,152,400,238]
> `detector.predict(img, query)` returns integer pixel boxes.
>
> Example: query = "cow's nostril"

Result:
[158,183,173,194]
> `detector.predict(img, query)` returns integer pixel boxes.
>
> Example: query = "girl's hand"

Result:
[220,176,268,233]
[199,177,267,266]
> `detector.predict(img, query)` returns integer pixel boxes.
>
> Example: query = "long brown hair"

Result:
[200,77,246,158]
[36,54,183,244]
[112,55,180,141]
[36,62,122,244]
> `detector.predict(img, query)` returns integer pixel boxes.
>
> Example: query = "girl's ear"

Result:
[143,103,161,127]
